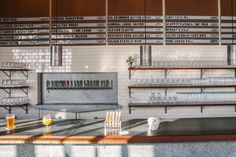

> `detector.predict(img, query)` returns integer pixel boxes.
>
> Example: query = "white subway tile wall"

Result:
[0,45,235,119]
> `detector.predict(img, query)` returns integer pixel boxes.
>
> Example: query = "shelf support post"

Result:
[165,88,168,96]
[165,106,168,113]
[164,70,170,79]
[129,106,132,114]
[200,69,206,79]
[201,88,205,93]
[201,106,204,113]
[129,88,132,98]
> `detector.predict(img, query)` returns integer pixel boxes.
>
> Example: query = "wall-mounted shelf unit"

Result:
[128,66,236,114]
[0,67,31,114]
[0,68,31,79]
[128,103,236,114]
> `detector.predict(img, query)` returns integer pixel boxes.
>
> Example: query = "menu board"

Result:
[165,0,219,45]
[0,0,235,46]
[108,0,163,45]
[221,0,236,45]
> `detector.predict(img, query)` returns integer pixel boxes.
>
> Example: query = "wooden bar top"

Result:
[0,117,236,144]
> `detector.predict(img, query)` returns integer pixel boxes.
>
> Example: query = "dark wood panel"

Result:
[108,0,162,16]
[221,0,236,16]
[166,0,218,16]
[0,0,49,17]
[147,0,162,15]
[109,0,145,15]
[54,0,105,16]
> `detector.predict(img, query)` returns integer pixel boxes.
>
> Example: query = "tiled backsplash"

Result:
[0,45,235,119]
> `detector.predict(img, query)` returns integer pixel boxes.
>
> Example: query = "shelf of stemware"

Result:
[128,66,236,79]
[128,102,236,114]
[128,66,236,71]
[128,85,236,89]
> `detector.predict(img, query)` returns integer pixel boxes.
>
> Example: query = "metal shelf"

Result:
[128,85,236,98]
[128,67,236,70]
[0,103,29,114]
[0,69,31,114]
[129,85,236,88]
[128,67,236,79]
[0,86,29,96]
[128,66,236,113]
[128,103,236,114]
[0,68,31,79]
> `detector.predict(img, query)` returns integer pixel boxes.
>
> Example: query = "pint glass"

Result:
[6,114,15,130]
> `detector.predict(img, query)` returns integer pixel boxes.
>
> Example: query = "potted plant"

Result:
[126,56,135,68]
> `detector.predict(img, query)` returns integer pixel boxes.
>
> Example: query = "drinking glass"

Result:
[6,114,15,130]
[42,115,52,131]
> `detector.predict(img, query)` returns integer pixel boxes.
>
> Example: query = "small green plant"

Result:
[126,56,135,68]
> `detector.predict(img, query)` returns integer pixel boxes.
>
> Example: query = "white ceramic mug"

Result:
[148,117,160,131]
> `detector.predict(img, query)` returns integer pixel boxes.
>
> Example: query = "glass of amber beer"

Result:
[6,114,15,130]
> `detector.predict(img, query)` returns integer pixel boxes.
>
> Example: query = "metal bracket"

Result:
[164,88,168,96]
[2,71,12,79]
[201,106,204,113]
[21,105,28,114]
[20,71,29,79]
[201,88,205,93]
[129,107,131,114]
[129,88,132,98]
[129,106,135,114]
[129,70,136,80]
[20,88,28,95]
[3,107,11,113]
[165,106,168,113]
[2,88,11,96]
[200,69,206,79]
[164,70,171,79]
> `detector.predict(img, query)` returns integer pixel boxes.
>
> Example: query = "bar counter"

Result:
[1,117,236,144]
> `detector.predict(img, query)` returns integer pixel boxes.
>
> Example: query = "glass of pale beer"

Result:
[42,115,52,131]
[6,114,15,130]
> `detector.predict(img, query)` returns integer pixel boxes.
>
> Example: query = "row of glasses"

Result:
[190,77,236,86]
[151,60,228,68]
[2,62,27,69]
[147,92,236,104]
[2,97,29,105]
[132,91,236,105]
[130,78,192,86]
[149,92,178,104]
[130,77,236,87]
[176,92,236,104]
[2,79,28,87]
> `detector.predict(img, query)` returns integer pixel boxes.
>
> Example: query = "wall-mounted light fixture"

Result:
[227,0,236,66]
[140,0,152,67]
[49,0,62,66]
